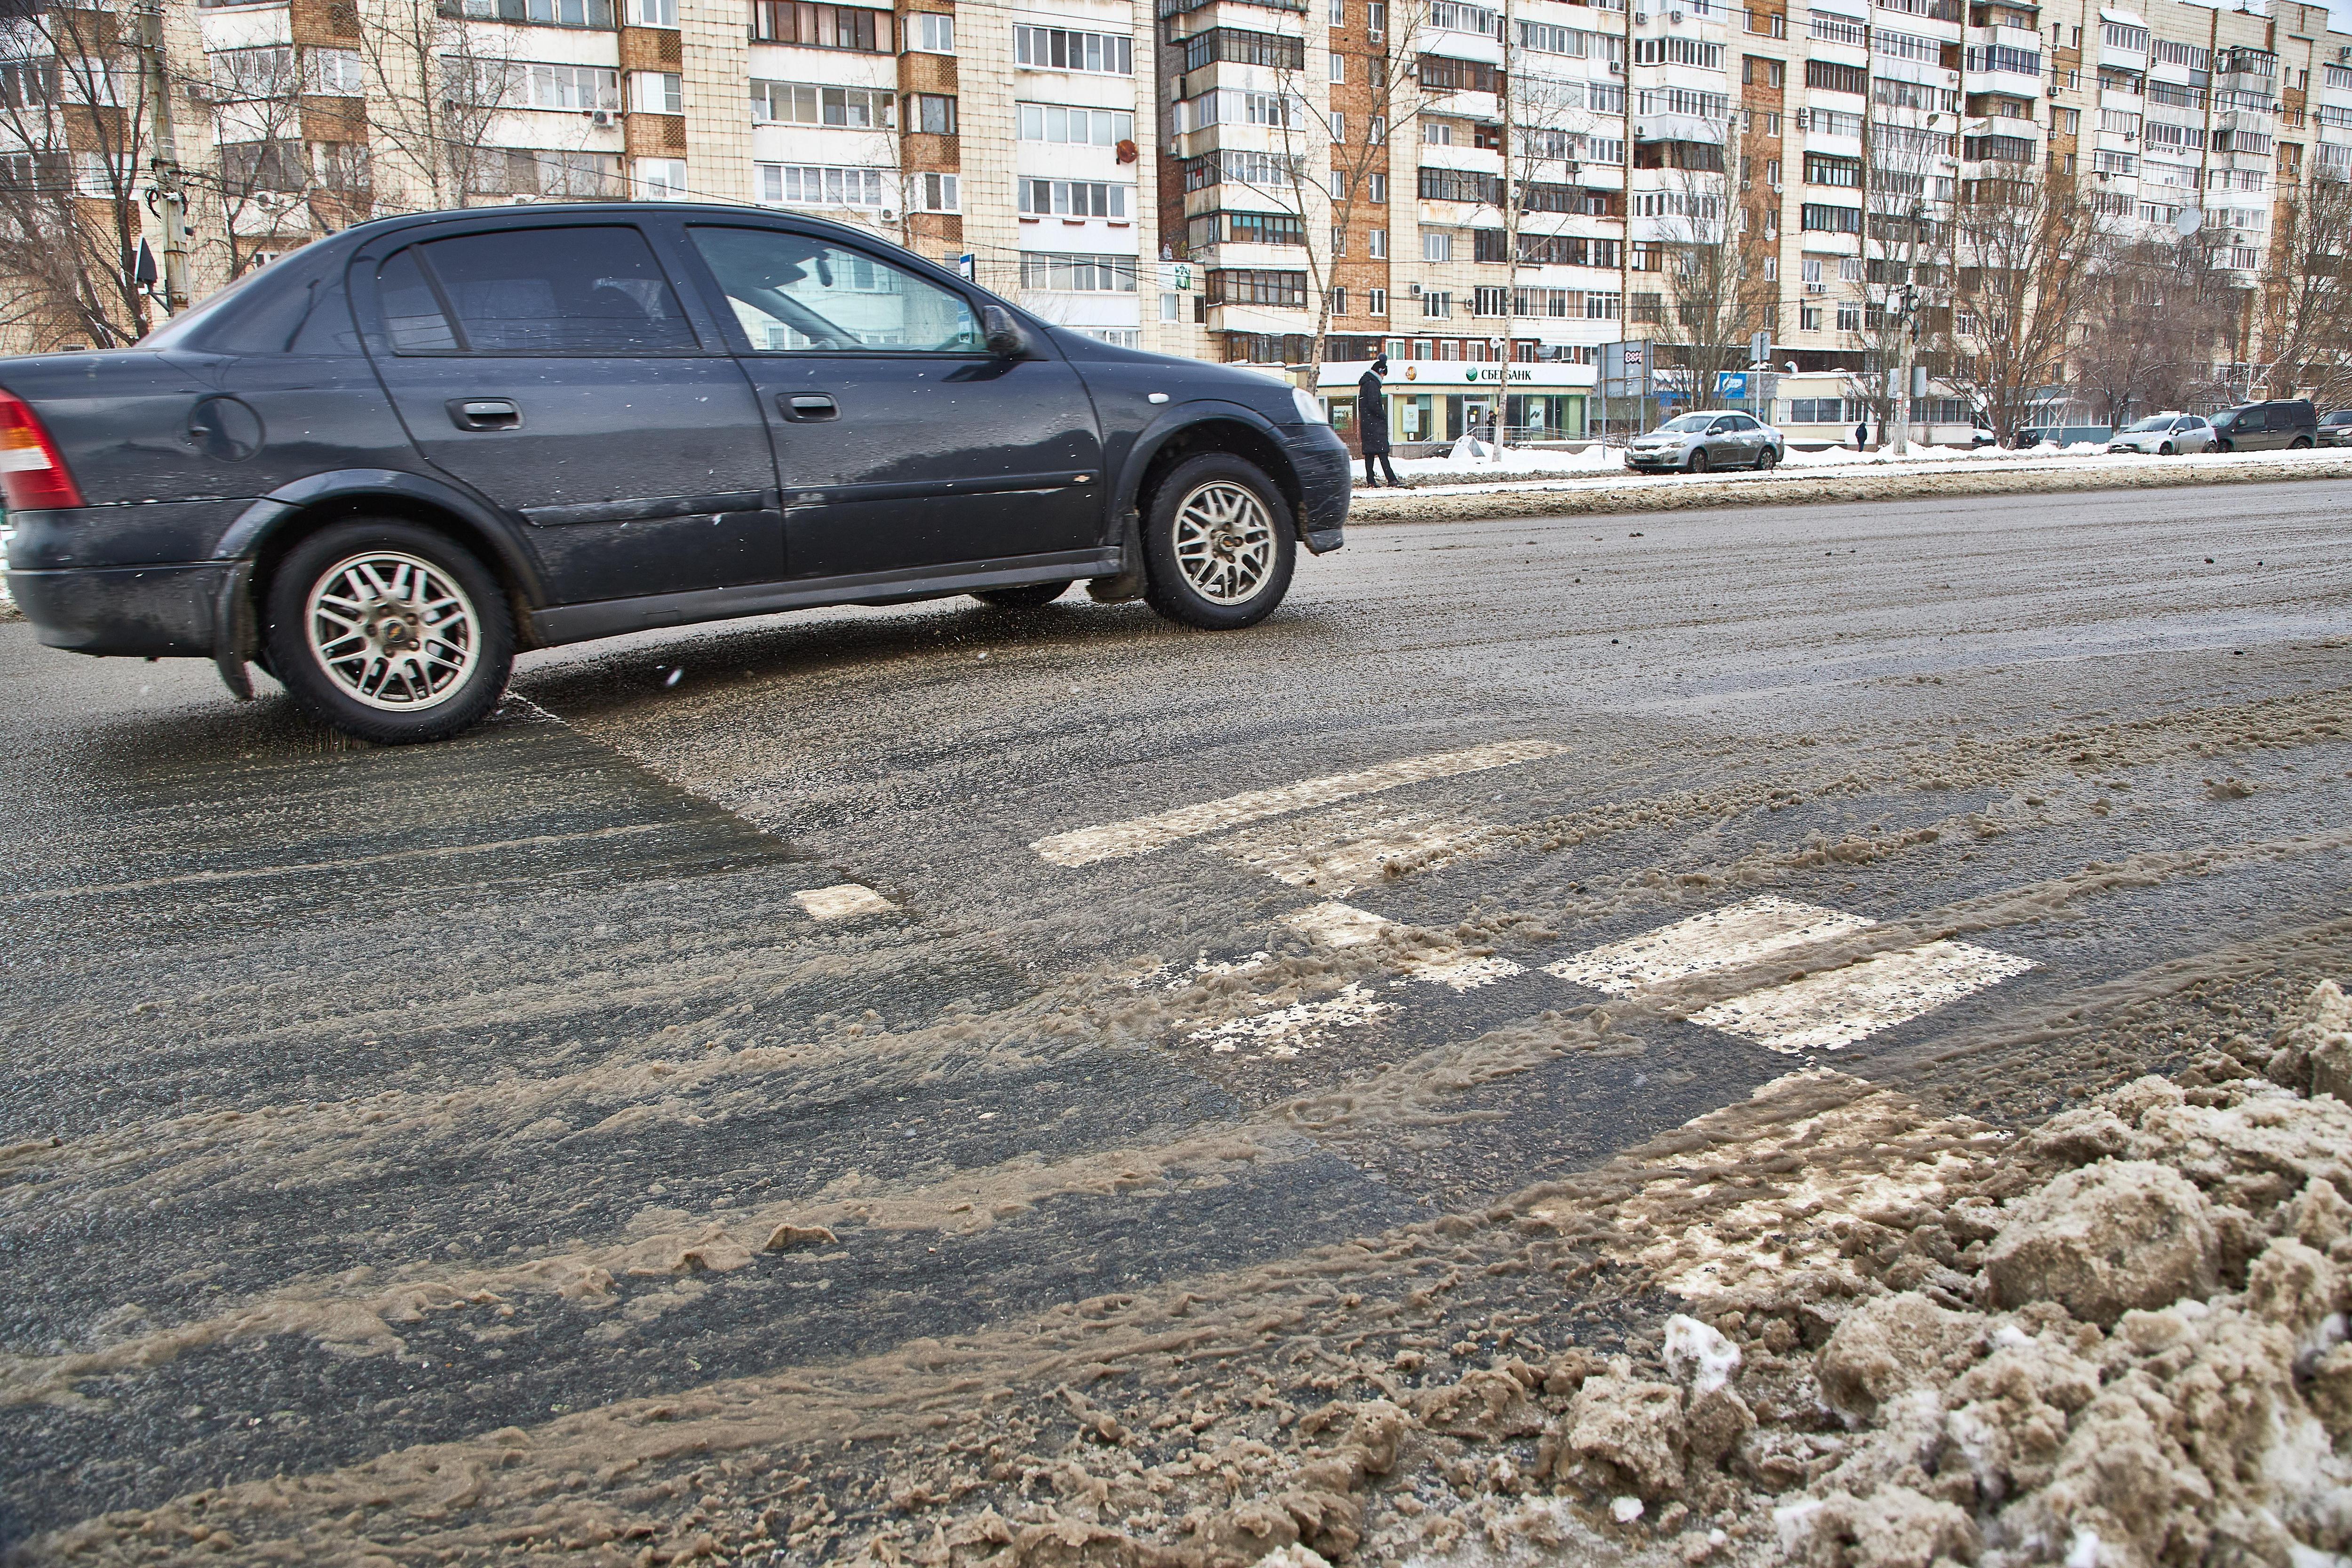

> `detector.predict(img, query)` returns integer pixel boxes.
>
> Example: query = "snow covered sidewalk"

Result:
[1351,444,2352,525]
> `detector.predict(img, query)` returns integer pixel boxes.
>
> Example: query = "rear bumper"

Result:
[5,562,230,657]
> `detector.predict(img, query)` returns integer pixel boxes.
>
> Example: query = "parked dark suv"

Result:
[2,205,1350,742]
[2206,398,2319,453]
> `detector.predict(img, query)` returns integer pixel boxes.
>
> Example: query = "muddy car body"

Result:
[2,204,1350,742]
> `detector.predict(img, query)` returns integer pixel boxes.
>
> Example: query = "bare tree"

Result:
[1928,156,2102,443]
[354,0,517,212]
[2074,230,2234,424]
[2256,168,2352,407]
[1225,0,1440,384]
[0,0,161,348]
[1649,155,1769,412]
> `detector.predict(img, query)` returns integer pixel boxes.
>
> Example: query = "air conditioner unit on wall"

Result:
[589,108,616,127]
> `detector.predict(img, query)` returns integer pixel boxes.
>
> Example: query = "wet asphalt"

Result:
[2,477,2349,1547]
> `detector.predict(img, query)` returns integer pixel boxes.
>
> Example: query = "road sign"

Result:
[1716,371,1748,398]
[1751,330,1772,367]
[956,253,976,281]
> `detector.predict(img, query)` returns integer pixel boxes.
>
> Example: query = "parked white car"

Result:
[1624,411,1788,473]
[2106,414,2216,456]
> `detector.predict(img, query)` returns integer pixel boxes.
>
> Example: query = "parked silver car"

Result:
[1625,411,1788,473]
[2106,414,2215,456]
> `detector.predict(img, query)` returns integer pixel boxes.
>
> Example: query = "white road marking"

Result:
[1544,895,1878,995]
[1188,984,1395,1056]
[1687,939,2034,1053]
[1216,807,1509,893]
[1285,901,1524,991]
[794,884,898,921]
[1030,740,1566,867]
[1128,953,1272,990]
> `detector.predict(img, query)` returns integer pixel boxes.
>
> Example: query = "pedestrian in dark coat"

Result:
[1855,419,1869,451]
[1359,357,1400,487]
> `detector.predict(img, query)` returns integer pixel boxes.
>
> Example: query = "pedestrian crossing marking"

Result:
[1216,807,1508,893]
[1285,901,1523,991]
[794,883,898,921]
[1687,938,2034,1052]
[1544,895,1878,994]
[1030,740,1565,866]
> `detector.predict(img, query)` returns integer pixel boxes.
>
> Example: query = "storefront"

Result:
[1317,361,1592,448]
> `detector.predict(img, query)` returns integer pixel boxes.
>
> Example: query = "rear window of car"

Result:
[379,226,700,355]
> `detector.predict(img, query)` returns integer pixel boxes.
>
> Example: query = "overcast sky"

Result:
[2332,0,2352,31]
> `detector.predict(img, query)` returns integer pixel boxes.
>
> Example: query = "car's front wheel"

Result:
[2213,438,2234,453]
[1141,453,1296,630]
[2158,441,2175,455]
[263,518,514,745]
[1688,449,1711,473]
[972,581,1072,609]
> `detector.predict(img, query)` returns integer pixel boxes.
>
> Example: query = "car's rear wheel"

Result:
[264,518,514,745]
[1141,453,1296,630]
[972,581,1072,609]
[2290,436,2313,450]
[1688,449,1711,473]
[1755,446,1778,472]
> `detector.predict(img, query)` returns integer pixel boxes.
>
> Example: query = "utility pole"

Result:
[1891,279,1917,454]
[133,0,191,313]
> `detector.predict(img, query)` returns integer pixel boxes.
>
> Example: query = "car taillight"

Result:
[0,389,85,510]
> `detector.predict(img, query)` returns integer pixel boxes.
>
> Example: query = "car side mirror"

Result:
[981,304,1032,359]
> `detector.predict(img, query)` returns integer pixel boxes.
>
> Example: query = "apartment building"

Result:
[2,0,2344,434]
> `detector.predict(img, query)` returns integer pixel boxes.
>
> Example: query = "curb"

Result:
[1343,453,2352,524]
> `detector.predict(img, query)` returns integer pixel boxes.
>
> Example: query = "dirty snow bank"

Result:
[874,983,2352,1568]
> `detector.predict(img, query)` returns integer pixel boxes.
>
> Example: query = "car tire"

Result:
[2214,438,2233,453]
[1688,449,1711,473]
[2158,441,2175,455]
[1755,446,1778,472]
[1141,453,1296,631]
[263,518,515,745]
[972,581,1072,609]
[2291,436,2313,450]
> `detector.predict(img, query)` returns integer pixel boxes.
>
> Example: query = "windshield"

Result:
[2126,416,2174,431]
[1653,414,1712,433]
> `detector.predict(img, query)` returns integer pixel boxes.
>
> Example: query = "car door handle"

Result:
[780,393,837,422]
[449,398,521,431]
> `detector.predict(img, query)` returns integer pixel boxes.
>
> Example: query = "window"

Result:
[1582,290,1619,318]
[634,157,688,198]
[1741,54,1785,88]
[1519,20,1589,54]
[756,163,890,206]
[911,171,959,210]
[1635,87,1730,119]
[1631,37,1722,66]
[1367,0,1384,32]
[1415,54,1502,94]
[1331,0,1343,20]
[1017,103,1132,145]
[1805,152,1860,187]
[635,0,677,21]
[1368,172,1386,203]
[1186,209,1299,244]
[1331,225,1346,252]
[911,93,956,134]
[1964,44,2042,75]
[1835,302,1860,331]
[2054,107,2080,134]
[691,228,980,351]
[632,71,682,113]
[382,227,696,355]
[2093,149,2136,175]
[1329,287,1347,315]
[1022,253,1138,291]
[1418,167,1500,203]
[1367,288,1388,314]
[1160,292,1182,320]
[1801,202,1860,233]
[1788,397,1843,422]
[2101,22,2147,51]
[1330,51,1345,80]
[1424,120,1453,145]
[1472,285,1508,316]
[1182,28,1305,68]
[1332,112,1345,141]
[1765,156,1781,184]
[909,10,953,50]
[1423,230,1453,261]
[749,1,886,49]
[752,82,895,127]
[308,48,364,94]
[1208,269,1307,305]
[1014,25,1133,73]
[1367,228,1386,257]
[1369,114,1386,143]
[1799,304,1822,330]
[1805,59,1867,95]
[530,64,620,108]
[1421,290,1452,318]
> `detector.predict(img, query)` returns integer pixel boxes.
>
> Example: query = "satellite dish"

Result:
[2174,207,2203,237]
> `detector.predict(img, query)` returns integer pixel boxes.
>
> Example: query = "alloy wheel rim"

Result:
[305,550,479,712]
[1172,481,1274,604]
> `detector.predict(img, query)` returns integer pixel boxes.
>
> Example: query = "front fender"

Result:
[1113,399,1297,523]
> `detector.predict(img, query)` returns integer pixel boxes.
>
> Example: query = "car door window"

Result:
[1710,417,1736,434]
[1729,414,1758,430]
[688,227,981,353]
[387,226,699,355]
